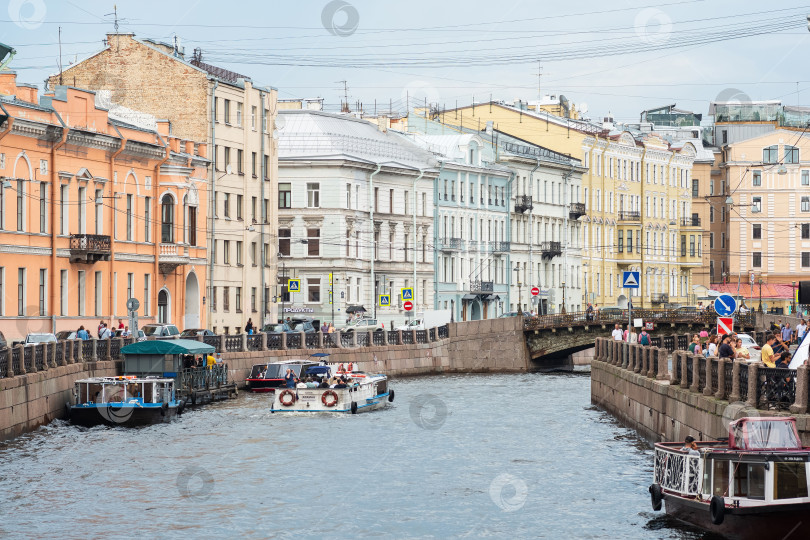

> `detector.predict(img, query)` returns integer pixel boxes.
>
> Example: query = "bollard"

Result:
[690,355,701,393]
[261,332,268,351]
[790,365,809,414]
[656,348,669,381]
[647,347,657,378]
[680,354,689,389]
[715,358,729,400]
[703,357,714,396]
[745,363,759,409]
[281,332,288,350]
[728,360,742,403]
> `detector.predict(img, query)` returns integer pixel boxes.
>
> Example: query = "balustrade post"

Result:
[410,330,417,345]
[745,363,759,409]
[670,351,681,385]
[656,348,669,380]
[679,354,688,389]
[647,347,657,378]
[635,346,644,373]
[66,340,76,364]
[28,345,38,373]
[242,334,248,352]
[47,341,56,368]
[16,344,26,374]
[41,343,50,371]
[604,340,612,363]
[6,349,14,378]
[280,332,288,350]
[690,355,701,393]
[619,342,627,368]
[104,338,113,361]
[612,341,621,366]
[728,360,743,403]
[261,332,268,351]
[627,343,635,371]
[715,358,728,400]
[703,357,714,396]
[596,338,604,361]
[298,331,305,349]
[218,335,226,354]
[318,332,324,348]
[335,331,344,349]
[71,339,80,362]
[790,365,809,414]
[351,331,358,348]
[381,330,388,346]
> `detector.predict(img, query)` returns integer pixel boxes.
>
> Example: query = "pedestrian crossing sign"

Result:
[622,271,640,289]
[379,294,391,306]
[288,279,300,293]
[401,288,413,300]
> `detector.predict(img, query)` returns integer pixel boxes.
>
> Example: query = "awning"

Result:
[121,338,215,356]
[346,305,366,314]
[485,295,501,301]
[461,294,476,300]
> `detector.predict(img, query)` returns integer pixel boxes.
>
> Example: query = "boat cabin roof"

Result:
[729,417,803,451]
[75,376,174,385]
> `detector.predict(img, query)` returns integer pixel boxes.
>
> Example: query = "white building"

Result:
[276,110,437,326]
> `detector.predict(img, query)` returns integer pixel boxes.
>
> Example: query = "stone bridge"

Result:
[522,309,758,369]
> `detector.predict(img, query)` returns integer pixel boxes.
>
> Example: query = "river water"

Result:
[0,372,712,539]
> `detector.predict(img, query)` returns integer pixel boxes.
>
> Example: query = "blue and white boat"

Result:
[270,365,393,414]
[68,376,184,427]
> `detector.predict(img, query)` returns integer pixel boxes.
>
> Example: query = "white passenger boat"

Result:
[68,376,183,427]
[270,364,393,414]
[649,417,810,540]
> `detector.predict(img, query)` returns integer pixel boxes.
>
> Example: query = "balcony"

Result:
[515,195,533,214]
[618,211,641,222]
[540,241,562,259]
[159,243,190,274]
[569,202,586,219]
[651,293,669,304]
[470,280,494,294]
[490,241,510,254]
[439,237,463,252]
[69,234,111,263]
[680,216,701,227]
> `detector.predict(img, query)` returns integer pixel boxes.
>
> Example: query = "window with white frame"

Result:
[752,197,762,213]
[307,183,320,208]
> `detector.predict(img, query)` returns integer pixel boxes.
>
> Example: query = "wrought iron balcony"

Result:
[651,293,669,304]
[618,211,641,222]
[680,216,701,227]
[159,243,190,274]
[490,241,510,254]
[569,202,586,219]
[69,234,111,263]
[515,195,533,214]
[540,241,562,259]
[439,237,463,252]
[469,280,494,294]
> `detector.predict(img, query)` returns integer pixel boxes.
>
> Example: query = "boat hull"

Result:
[69,404,179,427]
[664,494,810,540]
[271,390,391,413]
[246,379,283,393]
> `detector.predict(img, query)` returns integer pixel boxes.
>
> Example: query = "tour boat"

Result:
[245,359,319,393]
[68,376,184,427]
[270,366,394,414]
[649,417,810,540]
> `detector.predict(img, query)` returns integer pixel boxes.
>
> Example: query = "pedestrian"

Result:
[97,320,104,337]
[612,323,623,341]
[327,323,335,333]
[627,326,638,344]
[781,323,792,346]
[797,319,807,343]
[118,318,124,330]
[284,368,296,388]
[586,303,594,321]
[639,329,650,346]
[215,353,223,365]
[122,326,131,337]
[245,318,254,335]
[321,322,329,333]
[77,326,89,340]
[99,323,112,339]
[717,335,734,359]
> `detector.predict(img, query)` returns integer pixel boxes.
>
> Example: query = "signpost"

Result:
[714,294,737,317]
[622,272,640,353]
[126,297,140,338]
[717,317,734,336]
[403,300,413,312]
[531,287,540,296]
[288,279,300,293]
[379,294,391,307]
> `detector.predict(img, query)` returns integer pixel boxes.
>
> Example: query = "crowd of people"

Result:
[72,319,132,340]
[282,368,357,389]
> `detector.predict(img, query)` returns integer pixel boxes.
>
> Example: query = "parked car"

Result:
[55,330,77,341]
[341,318,382,332]
[0,330,7,351]
[25,333,57,344]
[113,328,146,341]
[180,328,215,337]
[141,324,180,337]
[291,321,316,333]
[262,323,294,334]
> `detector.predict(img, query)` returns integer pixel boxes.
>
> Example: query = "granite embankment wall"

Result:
[590,337,810,446]
[0,317,528,441]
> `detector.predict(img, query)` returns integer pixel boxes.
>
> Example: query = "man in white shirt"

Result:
[612,323,623,341]
[797,320,807,342]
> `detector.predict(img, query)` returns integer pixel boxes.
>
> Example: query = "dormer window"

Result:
[763,145,778,164]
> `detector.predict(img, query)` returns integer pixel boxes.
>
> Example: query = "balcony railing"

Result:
[515,195,533,214]
[490,241,510,254]
[159,243,190,274]
[540,241,562,259]
[69,234,111,263]
[680,216,701,227]
[440,237,463,252]
[618,211,641,221]
[469,280,494,294]
[569,202,586,219]
[651,293,669,304]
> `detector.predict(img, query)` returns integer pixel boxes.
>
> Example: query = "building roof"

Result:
[711,283,794,299]
[277,110,437,171]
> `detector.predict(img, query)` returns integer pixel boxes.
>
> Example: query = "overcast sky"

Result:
[3,0,809,123]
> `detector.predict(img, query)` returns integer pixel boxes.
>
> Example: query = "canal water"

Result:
[0,372,712,539]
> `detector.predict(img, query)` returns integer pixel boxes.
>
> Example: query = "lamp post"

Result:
[758,278,763,313]
[513,265,521,313]
[561,281,567,314]
[792,281,797,315]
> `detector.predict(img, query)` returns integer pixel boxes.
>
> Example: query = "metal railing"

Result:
[266,334,281,350]
[305,333,320,349]
[490,241,510,253]
[757,368,796,410]
[438,325,449,339]
[224,335,242,352]
[525,308,756,331]
[247,335,262,351]
[654,446,702,496]
[416,330,428,344]
[402,331,414,345]
[515,195,533,213]
[569,202,586,219]
[539,241,562,258]
[203,335,221,352]
[372,330,385,346]
[0,350,7,377]
[680,216,701,227]
[287,334,301,349]
[470,280,494,294]
[618,211,641,221]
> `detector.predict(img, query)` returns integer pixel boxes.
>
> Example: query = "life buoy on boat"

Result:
[648,483,662,511]
[279,389,296,407]
[337,363,345,373]
[350,401,358,414]
[709,496,725,525]
[347,362,353,372]
[321,390,339,407]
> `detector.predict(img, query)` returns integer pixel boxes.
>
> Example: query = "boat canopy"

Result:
[121,339,215,356]
[729,417,802,451]
[305,366,332,375]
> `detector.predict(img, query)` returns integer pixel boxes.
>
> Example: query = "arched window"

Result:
[158,289,168,324]
[161,194,174,243]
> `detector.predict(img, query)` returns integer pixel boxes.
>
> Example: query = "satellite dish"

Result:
[579,103,589,114]
[275,114,286,131]
[225,164,233,175]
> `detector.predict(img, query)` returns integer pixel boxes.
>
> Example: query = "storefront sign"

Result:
[283,307,315,314]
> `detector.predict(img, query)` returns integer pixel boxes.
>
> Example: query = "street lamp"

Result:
[561,281,567,314]
[758,278,764,313]
[331,277,340,325]
[513,265,521,312]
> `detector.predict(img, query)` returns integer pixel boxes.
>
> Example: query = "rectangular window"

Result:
[753,170,761,186]
[763,145,778,163]
[627,230,633,253]
[278,183,291,209]
[60,269,67,316]
[39,182,46,233]
[251,197,257,223]
[223,240,230,265]
[263,155,269,180]
[236,102,242,127]
[803,196,810,213]
[752,197,762,213]
[38,269,46,316]
[251,152,257,177]
[680,235,686,257]
[236,287,242,312]
[236,194,243,221]
[307,228,320,256]
[752,251,762,267]
[774,462,808,499]
[803,253,810,268]
[307,183,320,208]
[803,224,810,239]
[721,232,726,248]
[223,286,230,311]
[224,99,231,124]
[236,240,243,266]
[617,230,623,253]
[212,286,217,311]
[126,194,133,240]
[78,270,86,316]
[803,170,809,186]
[307,278,321,302]
[60,185,68,235]
[237,149,244,175]
[251,241,257,266]
[690,235,696,257]
[224,193,231,218]
[389,188,394,213]
[251,287,257,312]
[784,145,799,164]
[95,271,102,316]
[691,179,699,197]
[251,106,257,129]
[278,228,291,257]
[752,224,761,239]
[144,197,151,241]
[16,268,24,316]
[143,274,150,317]
[224,147,231,170]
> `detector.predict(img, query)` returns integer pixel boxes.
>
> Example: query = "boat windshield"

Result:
[251,364,287,379]
[731,418,802,450]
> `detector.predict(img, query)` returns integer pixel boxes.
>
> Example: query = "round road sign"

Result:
[531,287,540,296]
[126,297,140,312]
[403,300,413,311]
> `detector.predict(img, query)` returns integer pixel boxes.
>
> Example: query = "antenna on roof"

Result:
[58,26,63,85]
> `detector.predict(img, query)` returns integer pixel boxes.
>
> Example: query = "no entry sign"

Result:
[531,287,540,296]
[717,317,734,336]
[403,300,413,311]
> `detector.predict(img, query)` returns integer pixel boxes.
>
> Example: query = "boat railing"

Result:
[178,364,230,392]
[653,445,703,496]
